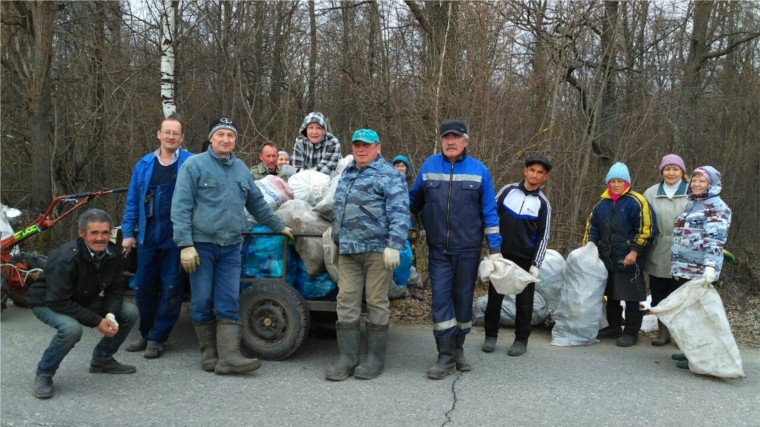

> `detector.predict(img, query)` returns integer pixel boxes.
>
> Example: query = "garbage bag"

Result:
[277,200,330,278]
[392,241,413,288]
[313,175,341,221]
[407,266,423,289]
[322,227,339,283]
[239,225,286,291]
[535,249,566,314]
[254,175,293,211]
[388,280,409,300]
[288,170,331,206]
[472,293,549,327]
[335,155,353,175]
[551,242,608,346]
[651,278,745,378]
[285,245,337,300]
[477,257,535,295]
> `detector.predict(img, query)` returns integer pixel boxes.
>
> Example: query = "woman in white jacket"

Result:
[643,154,689,346]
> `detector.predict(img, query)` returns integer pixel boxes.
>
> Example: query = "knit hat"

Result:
[392,155,410,170]
[351,129,380,144]
[659,154,686,174]
[208,117,238,140]
[605,162,631,184]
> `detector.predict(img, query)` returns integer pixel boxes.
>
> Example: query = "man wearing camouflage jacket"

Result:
[327,129,409,381]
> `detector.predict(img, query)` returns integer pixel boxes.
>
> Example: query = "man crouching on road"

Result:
[410,120,503,379]
[171,117,293,375]
[327,129,409,381]
[27,209,138,399]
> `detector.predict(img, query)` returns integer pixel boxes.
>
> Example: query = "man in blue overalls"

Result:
[121,117,192,359]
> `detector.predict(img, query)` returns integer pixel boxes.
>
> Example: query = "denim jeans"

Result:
[133,216,184,343]
[32,300,138,377]
[189,242,242,323]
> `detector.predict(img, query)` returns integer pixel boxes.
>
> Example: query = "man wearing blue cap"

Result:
[410,120,502,379]
[327,129,409,381]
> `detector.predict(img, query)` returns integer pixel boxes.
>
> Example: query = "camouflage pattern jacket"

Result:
[332,155,409,255]
[670,166,732,281]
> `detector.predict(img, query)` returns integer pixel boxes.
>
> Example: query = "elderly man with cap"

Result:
[172,117,294,375]
[482,155,553,357]
[326,129,409,381]
[409,120,502,380]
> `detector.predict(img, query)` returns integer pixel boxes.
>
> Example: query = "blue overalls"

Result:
[133,161,184,344]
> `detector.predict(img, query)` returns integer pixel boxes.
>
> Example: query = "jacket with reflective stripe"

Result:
[409,152,501,253]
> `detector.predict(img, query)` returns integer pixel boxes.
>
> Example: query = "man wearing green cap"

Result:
[327,129,409,381]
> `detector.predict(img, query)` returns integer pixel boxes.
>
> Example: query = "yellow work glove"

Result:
[181,246,200,274]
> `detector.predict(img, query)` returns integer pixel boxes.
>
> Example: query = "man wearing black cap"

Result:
[410,120,503,379]
[482,155,552,356]
[172,117,294,375]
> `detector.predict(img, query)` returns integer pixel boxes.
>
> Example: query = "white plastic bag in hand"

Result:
[478,257,535,296]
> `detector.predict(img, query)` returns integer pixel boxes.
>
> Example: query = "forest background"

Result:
[2,1,759,336]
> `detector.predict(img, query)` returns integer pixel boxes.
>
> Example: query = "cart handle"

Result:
[243,231,323,238]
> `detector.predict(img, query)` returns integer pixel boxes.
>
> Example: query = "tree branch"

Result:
[703,33,760,60]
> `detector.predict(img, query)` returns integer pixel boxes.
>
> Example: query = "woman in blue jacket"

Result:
[583,162,657,347]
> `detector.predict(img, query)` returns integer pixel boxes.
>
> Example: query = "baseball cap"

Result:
[439,120,468,137]
[351,129,380,144]
[525,155,552,172]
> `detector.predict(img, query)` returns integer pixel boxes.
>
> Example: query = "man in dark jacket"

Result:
[410,120,503,380]
[27,209,138,399]
[482,155,552,357]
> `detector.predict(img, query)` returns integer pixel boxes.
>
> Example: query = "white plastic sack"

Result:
[322,227,339,283]
[313,175,341,221]
[472,293,549,327]
[335,155,353,175]
[288,170,331,206]
[276,200,330,277]
[478,257,536,295]
[651,278,745,378]
[551,242,608,346]
[254,175,293,211]
[535,249,566,314]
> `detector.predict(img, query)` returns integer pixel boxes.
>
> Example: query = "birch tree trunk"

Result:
[161,0,177,118]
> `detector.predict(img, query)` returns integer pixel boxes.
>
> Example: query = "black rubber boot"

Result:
[193,321,218,372]
[617,309,643,347]
[426,337,456,380]
[454,335,471,371]
[354,322,389,380]
[214,320,262,374]
[89,357,136,374]
[326,321,360,381]
[598,299,623,339]
[481,336,497,353]
[125,336,147,352]
[32,374,53,399]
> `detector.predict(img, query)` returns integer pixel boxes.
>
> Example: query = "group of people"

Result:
[26,111,731,399]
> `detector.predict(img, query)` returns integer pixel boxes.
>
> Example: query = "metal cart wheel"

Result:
[239,281,310,361]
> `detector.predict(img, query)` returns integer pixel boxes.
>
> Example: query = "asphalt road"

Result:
[2,304,759,427]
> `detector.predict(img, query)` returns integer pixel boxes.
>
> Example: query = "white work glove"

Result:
[488,253,503,261]
[703,266,716,283]
[181,246,200,274]
[529,266,539,280]
[383,247,400,270]
[280,227,294,240]
[105,313,119,331]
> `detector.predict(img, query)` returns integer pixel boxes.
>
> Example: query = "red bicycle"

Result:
[0,188,127,310]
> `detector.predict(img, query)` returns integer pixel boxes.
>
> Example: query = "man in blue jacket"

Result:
[326,129,409,381]
[122,117,192,359]
[482,155,552,357]
[172,117,294,375]
[410,120,503,380]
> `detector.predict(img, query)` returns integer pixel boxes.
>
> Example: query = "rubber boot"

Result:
[598,300,623,339]
[454,335,471,371]
[214,320,262,375]
[144,340,164,359]
[354,322,389,380]
[617,309,643,347]
[651,320,671,346]
[193,321,218,372]
[326,321,360,381]
[125,336,147,352]
[426,336,456,380]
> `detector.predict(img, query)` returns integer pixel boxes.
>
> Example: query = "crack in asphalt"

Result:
[441,372,462,427]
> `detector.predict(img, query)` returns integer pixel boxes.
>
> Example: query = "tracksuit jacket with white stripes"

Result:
[495,181,551,268]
